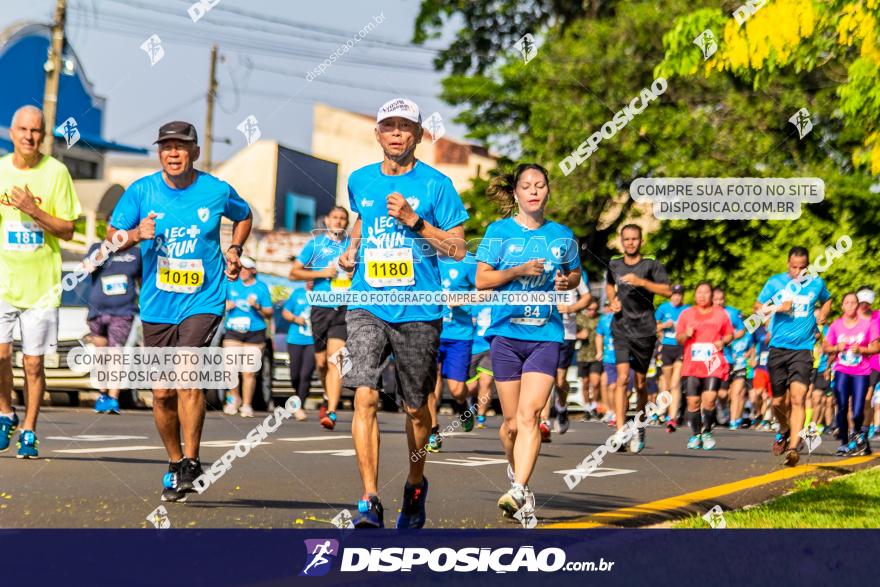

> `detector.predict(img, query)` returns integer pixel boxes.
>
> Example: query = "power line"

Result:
[249,62,439,98]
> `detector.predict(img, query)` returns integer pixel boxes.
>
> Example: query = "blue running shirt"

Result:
[110,171,251,324]
[476,217,581,343]
[283,287,314,345]
[347,161,468,323]
[655,301,689,346]
[439,253,477,341]
[298,233,351,308]
[471,304,492,354]
[597,312,616,364]
[757,273,831,351]
[225,278,272,333]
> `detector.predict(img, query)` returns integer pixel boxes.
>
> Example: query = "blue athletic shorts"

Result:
[489,335,560,382]
[438,338,473,383]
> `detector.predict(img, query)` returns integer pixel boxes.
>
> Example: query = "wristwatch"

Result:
[410,216,425,232]
[227,244,243,256]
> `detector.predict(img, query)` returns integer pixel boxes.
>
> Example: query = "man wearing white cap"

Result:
[338,98,468,528]
[222,255,273,417]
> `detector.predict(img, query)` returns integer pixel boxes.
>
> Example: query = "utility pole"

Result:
[42,0,67,155]
[203,45,218,171]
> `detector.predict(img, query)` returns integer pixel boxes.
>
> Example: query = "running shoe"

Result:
[239,405,255,418]
[717,404,730,427]
[320,411,337,430]
[497,483,534,518]
[728,419,741,430]
[869,425,876,440]
[95,393,111,414]
[427,432,442,453]
[835,443,851,457]
[223,395,240,415]
[650,413,659,427]
[462,406,476,433]
[177,457,203,493]
[666,420,677,433]
[396,477,429,529]
[0,411,19,452]
[629,428,645,454]
[476,414,486,429]
[354,495,384,528]
[557,407,570,435]
[701,432,716,450]
[539,421,552,443]
[161,459,188,502]
[318,402,328,421]
[853,433,872,456]
[507,463,515,485]
[772,431,789,456]
[105,397,120,415]
[687,435,702,450]
[16,430,38,459]
[782,447,799,467]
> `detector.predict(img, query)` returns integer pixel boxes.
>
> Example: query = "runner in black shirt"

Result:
[605,224,671,453]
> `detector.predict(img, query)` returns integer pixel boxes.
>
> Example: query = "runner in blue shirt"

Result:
[749,323,772,430]
[475,163,581,520]
[712,287,746,428]
[282,283,316,422]
[467,304,494,429]
[596,304,620,426]
[222,256,273,418]
[84,243,141,415]
[754,245,832,466]
[288,206,351,430]
[336,98,468,529]
[426,252,477,452]
[107,121,253,502]
[655,284,688,432]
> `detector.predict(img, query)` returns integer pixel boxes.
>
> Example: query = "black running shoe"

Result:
[354,495,384,528]
[161,459,188,502]
[178,457,203,493]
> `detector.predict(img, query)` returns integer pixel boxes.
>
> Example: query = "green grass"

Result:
[674,466,880,528]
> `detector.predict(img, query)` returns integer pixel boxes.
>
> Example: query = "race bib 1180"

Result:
[364,248,415,288]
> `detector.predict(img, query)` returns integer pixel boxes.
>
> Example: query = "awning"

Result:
[53,129,147,154]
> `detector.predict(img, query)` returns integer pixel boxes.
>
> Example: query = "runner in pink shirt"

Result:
[824,292,880,456]
[855,287,880,439]
[675,282,734,451]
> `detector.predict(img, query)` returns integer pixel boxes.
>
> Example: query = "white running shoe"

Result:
[507,463,515,485]
[223,396,240,416]
[239,405,255,418]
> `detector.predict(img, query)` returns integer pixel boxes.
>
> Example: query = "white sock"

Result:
[0,412,14,420]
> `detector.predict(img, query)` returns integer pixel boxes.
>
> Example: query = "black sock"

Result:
[688,410,702,436]
[431,425,440,434]
[702,408,716,434]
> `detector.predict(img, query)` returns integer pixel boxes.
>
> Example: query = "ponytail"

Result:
[486,163,550,217]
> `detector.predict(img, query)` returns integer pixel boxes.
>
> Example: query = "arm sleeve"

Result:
[605,262,616,286]
[818,280,831,304]
[109,183,142,231]
[347,179,360,216]
[258,284,273,307]
[51,165,82,221]
[299,239,316,269]
[675,311,688,338]
[655,306,663,321]
[650,260,669,284]
[433,177,468,231]
[826,323,838,346]
[731,311,745,330]
[475,225,502,268]
[757,278,774,304]
[721,313,734,338]
[223,185,251,222]
[282,296,297,313]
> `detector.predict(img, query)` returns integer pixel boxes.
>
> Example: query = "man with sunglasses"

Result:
[0,105,82,458]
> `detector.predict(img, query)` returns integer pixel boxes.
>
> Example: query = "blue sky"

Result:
[2,0,463,161]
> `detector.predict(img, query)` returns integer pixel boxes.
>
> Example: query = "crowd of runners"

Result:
[1,99,878,528]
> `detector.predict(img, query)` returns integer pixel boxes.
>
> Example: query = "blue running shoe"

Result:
[16,430,39,459]
[869,425,876,440]
[687,435,702,450]
[105,397,120,415]
[462,406,476,433]
[426,432,442,453]
[95,393,110,413]
[476,414,486,429]
[0,411,19,452]
[161,459,188,502]
[354,495,384,528]
[396,477,428,529]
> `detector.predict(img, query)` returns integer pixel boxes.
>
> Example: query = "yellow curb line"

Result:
[546,454,878,529]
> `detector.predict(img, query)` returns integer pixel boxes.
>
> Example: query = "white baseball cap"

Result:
[857,288,875,304]
[240,256,257,270]
[376,98,421,125]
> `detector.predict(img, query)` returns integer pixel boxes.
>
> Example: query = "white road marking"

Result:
[201,440,271,448]
[54,445,162,454]
[553,467,636,478]
[294,449,356,457]
[430,456,509,467]
[276,436,350,442]
[46,435,149,442]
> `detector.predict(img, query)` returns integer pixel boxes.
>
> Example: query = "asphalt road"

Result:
[0,405,868,529]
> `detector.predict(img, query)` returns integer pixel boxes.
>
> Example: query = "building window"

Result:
[285,192,316,233]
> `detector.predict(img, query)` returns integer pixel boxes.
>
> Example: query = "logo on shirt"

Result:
[406,196,420,211]
[360,198,374,209]
[198,207,210,223]
[149,210,166,220]
[508,244,524,254]
[448,269,459,279]
[551,246,562,259]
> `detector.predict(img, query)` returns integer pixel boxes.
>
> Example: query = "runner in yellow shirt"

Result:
[0,105,82,458]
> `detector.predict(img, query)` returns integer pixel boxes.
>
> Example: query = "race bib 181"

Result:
[4,221,44,251]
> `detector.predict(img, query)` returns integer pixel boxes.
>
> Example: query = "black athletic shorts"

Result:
[660,344,684,365]
[720,368,747,389]
[684,376,723,397]
[311,306,347,352]
[143,314,222,348]
[614,334,657,375]
[767,347,813,398]
[577,361,602,378]
[223,329,267,344]
[557,340,576,370]
[812,368,830,392]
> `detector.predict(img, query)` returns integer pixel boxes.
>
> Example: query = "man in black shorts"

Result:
[605,224,671,453]
[107,121,253,501]
[576,300,602,420]
[289,206,351,430]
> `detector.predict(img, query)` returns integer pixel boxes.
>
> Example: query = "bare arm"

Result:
[10,186,74,240]
[475,260,543,290]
